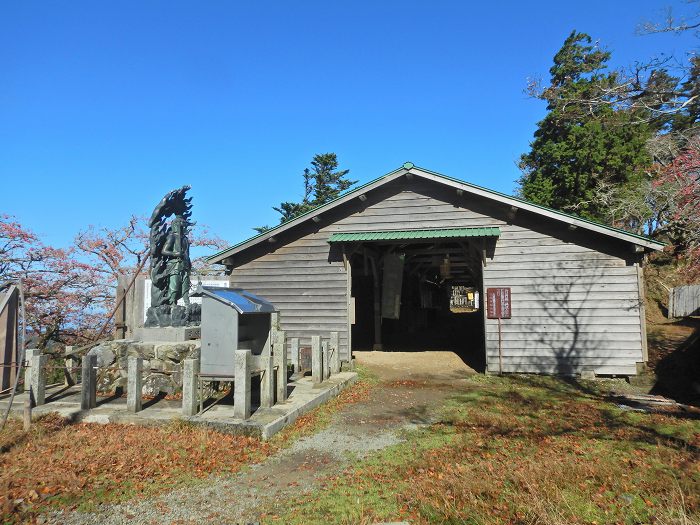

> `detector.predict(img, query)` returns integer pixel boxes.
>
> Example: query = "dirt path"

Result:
[46,352,472,525]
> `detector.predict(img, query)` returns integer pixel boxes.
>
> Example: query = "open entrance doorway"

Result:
[347,238,487,372]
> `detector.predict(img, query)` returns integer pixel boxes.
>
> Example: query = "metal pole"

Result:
[498,317,503,375]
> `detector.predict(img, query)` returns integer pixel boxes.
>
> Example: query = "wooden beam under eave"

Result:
[312,215,322,223]
[268,236,277,243]
[507,205,518,221]
[358,194,367,202]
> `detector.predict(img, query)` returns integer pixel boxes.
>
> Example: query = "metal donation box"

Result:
[194,285,277,378]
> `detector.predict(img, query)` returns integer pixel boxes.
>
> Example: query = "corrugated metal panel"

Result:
[327,227,501,242]
[193,285,277,314]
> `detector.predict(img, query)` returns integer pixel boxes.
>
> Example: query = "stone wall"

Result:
[88,339,200,396]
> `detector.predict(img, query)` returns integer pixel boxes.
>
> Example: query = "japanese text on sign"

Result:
[486,287,511,319]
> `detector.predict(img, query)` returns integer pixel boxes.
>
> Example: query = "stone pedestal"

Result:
[132,326,200,343]
[84,339,200,396]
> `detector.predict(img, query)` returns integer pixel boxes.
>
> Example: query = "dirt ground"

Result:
[46,352,473,525]
[354,350,478,381]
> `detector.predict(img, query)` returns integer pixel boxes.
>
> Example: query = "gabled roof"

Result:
[207,162,664,264]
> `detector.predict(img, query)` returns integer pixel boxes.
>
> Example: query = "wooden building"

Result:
[208,163,663,376]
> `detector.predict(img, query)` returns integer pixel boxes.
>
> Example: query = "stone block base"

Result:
[88,339,200,396]
[132,326,201,342]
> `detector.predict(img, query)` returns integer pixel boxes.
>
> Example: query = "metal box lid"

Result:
[192,284,277,314]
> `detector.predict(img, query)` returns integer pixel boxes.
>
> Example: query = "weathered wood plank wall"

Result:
[229,178,645,374]
[668,285,700,318]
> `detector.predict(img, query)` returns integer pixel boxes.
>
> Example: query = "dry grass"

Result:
[269,375,700,525]
[0,369,376,524]
[0,415,274,522]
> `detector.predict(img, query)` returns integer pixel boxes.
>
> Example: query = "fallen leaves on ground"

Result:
[0,416,273,523]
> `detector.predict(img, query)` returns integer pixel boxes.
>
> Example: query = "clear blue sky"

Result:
[1,1,696,250]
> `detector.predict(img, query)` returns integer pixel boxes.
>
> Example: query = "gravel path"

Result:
[44,354,470,525]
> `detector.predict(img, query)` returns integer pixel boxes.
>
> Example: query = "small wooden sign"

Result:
[486,287,511,319]
[299,346,312,374]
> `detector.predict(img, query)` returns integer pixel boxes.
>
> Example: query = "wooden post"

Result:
[234,349,251,419]
[371,257,382,351]
[0,285,19,392]
[498,317,503,375]
[274,330,287,403]
[114,276,127,339]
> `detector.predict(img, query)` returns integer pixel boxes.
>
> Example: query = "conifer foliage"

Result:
[518,31,653,221]
[256,153,355,232]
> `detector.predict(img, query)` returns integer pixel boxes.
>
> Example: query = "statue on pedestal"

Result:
[145,186,200,327]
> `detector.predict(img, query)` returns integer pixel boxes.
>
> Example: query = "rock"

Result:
[142,373,178,396]
[88,345,116,368]
[150,359,165,372]
[186,303,201,325]
[155,343,193,362]
[127,343,155,359]
[170,305,188,326]
[145,305,172,327]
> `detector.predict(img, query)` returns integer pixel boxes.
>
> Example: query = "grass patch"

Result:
[271,365,377,447]
[267,375,700,525]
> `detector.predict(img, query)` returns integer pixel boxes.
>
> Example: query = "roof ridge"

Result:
[207,163,663,263]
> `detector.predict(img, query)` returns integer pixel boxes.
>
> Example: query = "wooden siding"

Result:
[229,178,645,375]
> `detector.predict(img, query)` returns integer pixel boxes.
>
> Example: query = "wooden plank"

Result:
[485,331,642,343]
[668,284,700,317]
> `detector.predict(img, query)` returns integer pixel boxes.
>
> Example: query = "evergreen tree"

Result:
[518,31,653,220]
[254,153,355,233]
[672,56,700,132]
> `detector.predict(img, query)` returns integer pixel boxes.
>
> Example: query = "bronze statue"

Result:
[145,186,198,327]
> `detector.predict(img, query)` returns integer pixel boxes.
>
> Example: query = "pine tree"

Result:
[255,153,356,232]
[518,31,653,221]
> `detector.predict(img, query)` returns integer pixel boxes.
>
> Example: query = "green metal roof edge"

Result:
[208,162,663,262]
[412,165,665,247]
[327,227,501,242]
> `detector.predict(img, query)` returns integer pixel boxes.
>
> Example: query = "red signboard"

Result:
[486,287,511,319]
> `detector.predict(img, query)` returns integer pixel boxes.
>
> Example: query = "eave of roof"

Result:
[207,162,664,264]
[328,227,501,242]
